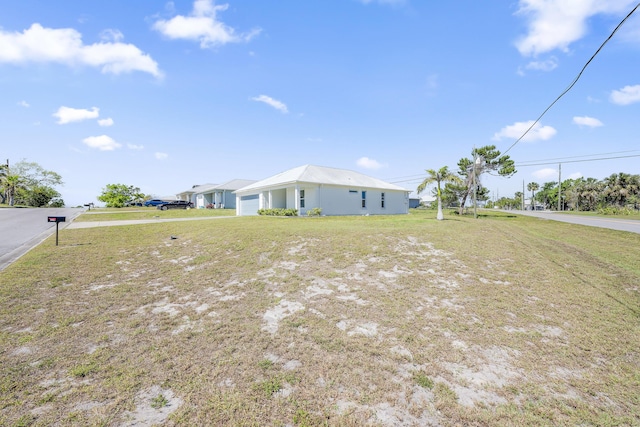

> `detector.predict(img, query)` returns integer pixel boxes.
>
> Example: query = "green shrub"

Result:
[306,207,322,217]
[257,208,298,216]
[597,206,634,215]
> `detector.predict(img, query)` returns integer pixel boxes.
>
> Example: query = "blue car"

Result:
[144,199,168,207]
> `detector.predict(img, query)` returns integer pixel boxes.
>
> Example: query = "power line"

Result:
[392,150,640,185]
[516,149,640,165]
[502,2,640,156]
[516,153,640,167]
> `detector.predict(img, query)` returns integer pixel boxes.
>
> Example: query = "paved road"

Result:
[513,210,640,234]
[0,208,83,271]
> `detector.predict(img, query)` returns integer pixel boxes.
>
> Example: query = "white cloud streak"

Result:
[251,94,288,113]
[155,152,169,160]
[356,157,386,170]
[54,106,99,124]
[515,0,636,56]
[610,84,640,105]
[83,135,121,151]
[532,167,558,180]
[572,116,603,127]
[492,120,557,142]
[98,118,114,127]
[153,0,261,49]
[0,23,162,77]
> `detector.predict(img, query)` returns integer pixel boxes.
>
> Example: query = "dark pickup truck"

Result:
[157,200,194,210]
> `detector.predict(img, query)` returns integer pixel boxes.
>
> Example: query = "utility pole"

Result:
[557,163,562,211]
[522,180,525,210]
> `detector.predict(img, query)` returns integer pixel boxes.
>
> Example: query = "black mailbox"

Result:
[47,216,66,246]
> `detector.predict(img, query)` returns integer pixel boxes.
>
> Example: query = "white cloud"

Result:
[0,23,161,77]
[568,172,583,180]
[153,0,261,49]
[83,135,121,151]
[572,116,603,127]
[53,106,99,124]
[127,143,144,150]
[251,94,288,113]
[492,120,557,142]
[610,84,640,105]
[18,100,30,107]
[524,56,558,72]
[532,167,558,180]
[514,0,636,56]
[356,157,386,170]
[98,117,114,127]
[155,152,169,160]
[100,29,124,43]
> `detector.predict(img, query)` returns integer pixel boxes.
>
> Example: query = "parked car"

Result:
[144,199,168,207]
[157,200,194,210]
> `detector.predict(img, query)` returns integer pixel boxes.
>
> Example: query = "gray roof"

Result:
[191,179,258,194]
[215,179,258,191]
[235,164,410,193]
[178,183,218,195]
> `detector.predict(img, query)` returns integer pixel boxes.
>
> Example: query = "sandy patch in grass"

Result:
[121,386,182,427]
[262,300,305,334]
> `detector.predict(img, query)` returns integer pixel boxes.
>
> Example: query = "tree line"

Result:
[0,160,64,207]
[480,173,640,213]
[417,146,639,215]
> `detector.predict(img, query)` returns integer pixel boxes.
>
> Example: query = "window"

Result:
[381,192,385,208]
[361,191,366,208]
[300,189,305,208]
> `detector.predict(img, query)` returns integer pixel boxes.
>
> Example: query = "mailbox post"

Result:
[47,216,66,246]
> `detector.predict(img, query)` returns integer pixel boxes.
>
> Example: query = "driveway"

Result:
[513,210,640,234]
[0,208,83,271]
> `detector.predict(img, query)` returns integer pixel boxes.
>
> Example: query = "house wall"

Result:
[236,184,409,216]
[318,185,408,216]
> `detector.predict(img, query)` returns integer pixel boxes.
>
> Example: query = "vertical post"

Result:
[558,163,562,211]
[522,180,525,210]
[55,222,59,246]
[473,152,477,219]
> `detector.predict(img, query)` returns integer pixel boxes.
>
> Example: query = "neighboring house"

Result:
[409,198,421,209]
[234,164,411,216]
[420,194,436,207]
[193,179,257,209]
[176,184,217,205]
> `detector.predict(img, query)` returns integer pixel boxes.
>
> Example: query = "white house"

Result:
[176,184,217,205]
[193,179,257,209]
[234,164,411,216]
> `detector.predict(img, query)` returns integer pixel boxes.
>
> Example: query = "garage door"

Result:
[240,194,260,216]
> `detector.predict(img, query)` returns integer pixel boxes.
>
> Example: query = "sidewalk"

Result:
[66,216,237,229]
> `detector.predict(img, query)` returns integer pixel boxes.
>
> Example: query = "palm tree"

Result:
[0,163,7,204]
[603,172,639,207]
[527,182,539,209]
[417,166,462,220]
[3,174,22,206]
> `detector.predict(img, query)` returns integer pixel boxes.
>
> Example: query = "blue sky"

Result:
[2,0,640,206]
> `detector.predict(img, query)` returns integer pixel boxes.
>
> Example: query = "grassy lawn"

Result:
[1,210,638,426]
[75,207,236,222]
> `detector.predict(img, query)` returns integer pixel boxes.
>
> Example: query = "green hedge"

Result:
[258,208,298,216]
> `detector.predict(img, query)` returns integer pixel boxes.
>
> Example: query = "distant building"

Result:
[194,179,257,209]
